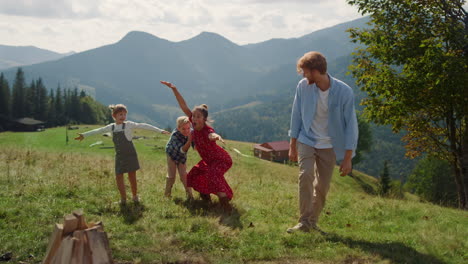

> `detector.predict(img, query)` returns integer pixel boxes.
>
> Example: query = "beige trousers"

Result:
[297,142,336,226]
[165,155,189,197]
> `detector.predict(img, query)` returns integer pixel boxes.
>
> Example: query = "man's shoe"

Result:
[286,223,310,233]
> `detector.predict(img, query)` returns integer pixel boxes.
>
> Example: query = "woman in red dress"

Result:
[161,81,233,211]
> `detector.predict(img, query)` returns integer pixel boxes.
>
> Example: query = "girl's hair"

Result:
[176,116,190,128]
[192,104,213,125]
[296,51,327,74]
[109,104,128,117]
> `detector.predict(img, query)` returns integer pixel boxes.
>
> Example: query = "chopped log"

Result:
[85,227,113,264]
[50,236,76,264]
[72,209,88,230]
[71,230,92,264]
[63,214,79,235]
[87,221,103,230]
[42,223,63,264]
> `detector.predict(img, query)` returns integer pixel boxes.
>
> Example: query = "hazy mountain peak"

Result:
[183,31,238,47]
[119,31,169,44]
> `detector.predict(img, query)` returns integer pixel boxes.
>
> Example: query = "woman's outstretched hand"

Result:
[160,81,176,89]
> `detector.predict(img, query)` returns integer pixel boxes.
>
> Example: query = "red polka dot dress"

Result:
[187,124,233,200]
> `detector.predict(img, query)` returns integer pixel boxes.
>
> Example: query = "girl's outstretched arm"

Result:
[75,134,84,141]
[209,133,225,144]
[160,81,192,118]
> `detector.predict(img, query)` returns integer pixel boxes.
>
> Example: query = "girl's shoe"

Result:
[132,196,140,203]
[200,193,211,202]
[219,197,232,213]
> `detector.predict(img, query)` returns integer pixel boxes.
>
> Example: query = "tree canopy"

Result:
[347,0,468,208]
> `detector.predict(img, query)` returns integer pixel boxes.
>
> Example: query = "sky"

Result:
[0,0,363,54]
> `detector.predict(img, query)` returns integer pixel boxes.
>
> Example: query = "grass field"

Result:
[0,126,467,263]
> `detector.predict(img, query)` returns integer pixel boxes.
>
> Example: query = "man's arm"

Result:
[289,138,298,162]
[339,150,353,176]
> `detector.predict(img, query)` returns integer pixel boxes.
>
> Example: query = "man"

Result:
[287,51,358,234]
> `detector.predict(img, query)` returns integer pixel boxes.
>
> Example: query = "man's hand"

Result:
[289,145,298,162]
[339,159,352,176]
[162,130,170,135]
[74,134,84,141]
[160,81,176,89]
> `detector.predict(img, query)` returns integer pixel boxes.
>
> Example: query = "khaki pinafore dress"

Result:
[112,122,140,174]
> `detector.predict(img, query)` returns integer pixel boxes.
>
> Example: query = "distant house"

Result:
[11,117,46,132]
[253,140,290,162]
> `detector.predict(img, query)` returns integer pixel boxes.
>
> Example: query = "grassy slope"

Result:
[0,127,466,264]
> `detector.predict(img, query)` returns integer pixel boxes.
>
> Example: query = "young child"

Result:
[75,104,170,205]
[165,116,194,200]
[160,81,233,212]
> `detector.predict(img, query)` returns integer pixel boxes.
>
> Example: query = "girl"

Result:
[75,104,170,205]
[165,116,194,200]
[160,81,233,212]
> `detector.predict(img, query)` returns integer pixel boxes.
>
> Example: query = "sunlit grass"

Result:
[0,127,467,263]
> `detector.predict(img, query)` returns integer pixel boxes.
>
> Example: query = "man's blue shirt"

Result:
[289,75,359,161]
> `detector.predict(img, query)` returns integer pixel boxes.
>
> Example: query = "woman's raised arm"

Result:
[160,81,192,118]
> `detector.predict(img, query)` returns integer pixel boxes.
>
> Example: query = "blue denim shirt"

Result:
[289,75,358,161]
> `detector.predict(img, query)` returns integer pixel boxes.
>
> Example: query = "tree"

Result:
[11,68,26,118]
[347,0,468,209]
[47,89,56,127]
[354,113,373,166]
[380,160,391,196]
[0,73,10,117]
[24,80,36,118]
[406,156,457,207]
[36,78,49,121]
[55,85,65,125]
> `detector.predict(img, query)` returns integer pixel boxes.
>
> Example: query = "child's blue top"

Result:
[165,129,188,164]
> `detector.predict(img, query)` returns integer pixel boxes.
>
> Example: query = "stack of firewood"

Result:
[42,209,113,264]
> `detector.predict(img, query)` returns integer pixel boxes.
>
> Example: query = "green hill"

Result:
[0,128,466,263]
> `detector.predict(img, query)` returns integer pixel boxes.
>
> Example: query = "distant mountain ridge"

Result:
[1,17,369,126]
[0,45,74,70]
[1,17,417,178]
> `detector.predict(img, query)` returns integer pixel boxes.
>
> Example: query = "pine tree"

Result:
[380,160,391,196]
[55,85,65,125]
[36,78,48,121]
[47,89,56,127]
[11,68,26,118]
[70,87,80,122]
[0,73,10,117]
[24,80,36,118]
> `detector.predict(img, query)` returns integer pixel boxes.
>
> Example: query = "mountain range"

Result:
[0,17,416,178]
[1,17,368,126]
[0,45,74,70]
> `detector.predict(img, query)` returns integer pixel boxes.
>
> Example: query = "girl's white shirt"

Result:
[81,121,164,141]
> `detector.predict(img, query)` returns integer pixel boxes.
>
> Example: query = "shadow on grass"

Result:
[119,202,146,224]
[350,173,377,195]
[325,233,446,264]
[174,197,243,230]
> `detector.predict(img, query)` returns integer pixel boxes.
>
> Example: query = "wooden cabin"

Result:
[253,140,290,162]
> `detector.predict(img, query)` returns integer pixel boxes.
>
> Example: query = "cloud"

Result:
[0,0,363,53]
[224,15,253,29]
[0,0,101,19]
[260,14,286,28]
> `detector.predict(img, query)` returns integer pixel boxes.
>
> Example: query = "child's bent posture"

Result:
[161,81,234,212]
[75,104,169,205]
[165,116,193,199]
